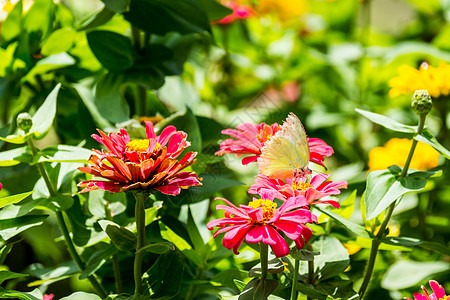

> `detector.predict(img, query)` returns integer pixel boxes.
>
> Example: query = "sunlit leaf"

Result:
[355,108,416,133]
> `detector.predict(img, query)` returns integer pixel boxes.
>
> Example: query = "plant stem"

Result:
[134,192,148,295]
[306,243,314,300]
[26,137,107,298]
[358,113,427,299]
[290,259,300,300]
[260,243,269,280]
[105,203,123,294]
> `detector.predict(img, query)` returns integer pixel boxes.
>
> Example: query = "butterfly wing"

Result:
[257,113,309,179]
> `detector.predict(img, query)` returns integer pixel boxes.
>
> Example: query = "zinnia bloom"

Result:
[249,173,348,208]
[405,280,449,300]
[207,191,315,257]
[389,62,450,99]
[216,122,333,167]
[214,1,254,24]
[78,122,202,195]
[368,138,439,172]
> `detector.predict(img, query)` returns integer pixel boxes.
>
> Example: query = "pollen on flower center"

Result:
[292,181,312,191]
[248,199,277,221]
[257,129,271,143]
[125,139,161,152]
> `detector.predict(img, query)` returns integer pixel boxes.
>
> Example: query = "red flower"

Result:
[207,190,315,257]
[214,1,254,24]
[405,280,448,300]
[249,173,348,208]
[43,295,54,300]
[78,122,202,195]
[0,182,2,191]
[216,122,333,167]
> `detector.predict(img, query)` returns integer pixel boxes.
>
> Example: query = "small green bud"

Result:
[17,113,33,133]
[411,90,432,115]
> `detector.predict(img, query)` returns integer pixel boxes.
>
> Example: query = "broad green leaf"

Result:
[102,0,130,13]
[80,245,117,279]
[1,0,22,42]
[49,194,74,211]
[60,292,102,300]
[382,41,450,64]
[145,203,162,226]
[137,241,174,255]
[144,250,183,299]
[37,145,91,164]
[23,0,54,42]
[77,6,115,31]
[316,207,371,239]
[415,129,450,159]
[187,207,204,251]
[41,28,76,55]
[0,215,48,242]
[99,220,136,251]
[0,146,32,166]
[197,0,233,21]
[31,83,61,140]
[290,247,320,261]
[124,0,211,36]
[87,31,134,71]
[0,198,51,220]
[234,279,247,292]
[381,260,450,290]
[0,270,28,285]
[382,236,450,255]
[248,258,284,277]
[23,53,76,84]
[0,191,33,210]
[73,83,111,129]
[355,108,416,133]
[27,261,79,287]
[365,167,430,220]
[238,278,278,300]
[0,288,42,300]
[95,73,131,123]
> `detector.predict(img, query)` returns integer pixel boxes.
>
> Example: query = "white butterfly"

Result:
[257,113,311,179]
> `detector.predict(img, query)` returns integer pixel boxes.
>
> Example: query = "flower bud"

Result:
[411,90,432,115]
[17,113,33,133]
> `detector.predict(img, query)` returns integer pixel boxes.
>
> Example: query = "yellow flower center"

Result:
[248,199,277,221]
[125,139,160,152]
[438,296,450,300]
[257,129,271,143]
[292,181,312,191]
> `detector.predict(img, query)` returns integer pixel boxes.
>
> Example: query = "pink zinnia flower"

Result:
[405,280,449,300]
[78,122,202,195]
[43,294,54,300]
[207,191,316,257]
[0,182,2,191]
[214,1,254,24]
[249,173,348,208]
[216,122,333,167]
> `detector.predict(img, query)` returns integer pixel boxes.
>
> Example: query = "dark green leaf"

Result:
[102,0,130,13]
[355,108,416,133]
[23,0,54,42]
[197,0,233,21]
[77,6,115,31]
[316,207,371,239]
[248,258,284,277]
[95,72,131,123]
[27,261,79,286]
[0,215,48,242]
[80,245,117,279]
[290,248,320,261]
[99,220,136,251]
[0,147,32,166]
[0,270,28,285]
[382,236,450,256]
[0,191,34,210]
[37,145,92,164]
[87,31,135,71]
[238,278,278,300]
[415,128,450,159]
[73,83,112,129]
[124,0,211,36]
[49,194,74,211]
[187,207,204,251]
[309,235,349,281]
[137,241,174,254]
[0,289,42,300]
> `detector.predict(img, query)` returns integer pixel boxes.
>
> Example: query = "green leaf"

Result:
[144,250,183,299]
[37,145,92,164]
[0,270,28,285]
[365,167,430,220]
[60,292,102,300]
[99,220,136,251]
[0,146,33,166]
[187,207,204,251]
[145,203,162,226]
[316,207,371,239]
[234,279,247,292]
[102,0,130,13]
[95,72,131,123]
[49,194,74,211]
[0,288,43,300]
[382,236,450,256]
[22,54,75,84]
[238,278,278,300]
[381,260,450,290]
[30,83,61,140]
[0,191,34,210]
[197,0,233,21]
[80,245,117,279]
[137,241,174,255]
[1,0,22,42]
[23,0,54,42]
[355,108,416,133]
[73,83,111,129]
[0,215,48,242]
[124,0,211,36]
[27,260,79,287]
[41,28,76,56]
[248,258,284,277]
[87,31,135,71]
[415,128,450,159]
[77,6,115,31]
[290,248,320,261]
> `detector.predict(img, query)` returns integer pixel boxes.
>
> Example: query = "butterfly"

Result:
[257,113,311,179]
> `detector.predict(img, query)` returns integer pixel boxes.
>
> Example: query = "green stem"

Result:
[105,203,123,294]
[358,113,427,299]
[26,137,107,298]
[290,259,300,300]
[306,243,314,300]
[134,192,148,295]
[260,243,269,280]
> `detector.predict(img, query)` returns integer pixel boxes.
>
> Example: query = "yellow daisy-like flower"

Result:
[388,62,450,99]
[368,138,439,172]
[256,0,307,22]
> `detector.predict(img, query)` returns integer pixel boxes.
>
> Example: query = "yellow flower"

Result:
[368,138,439,172]
[255,0,307,22]
[388,62,450,99]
